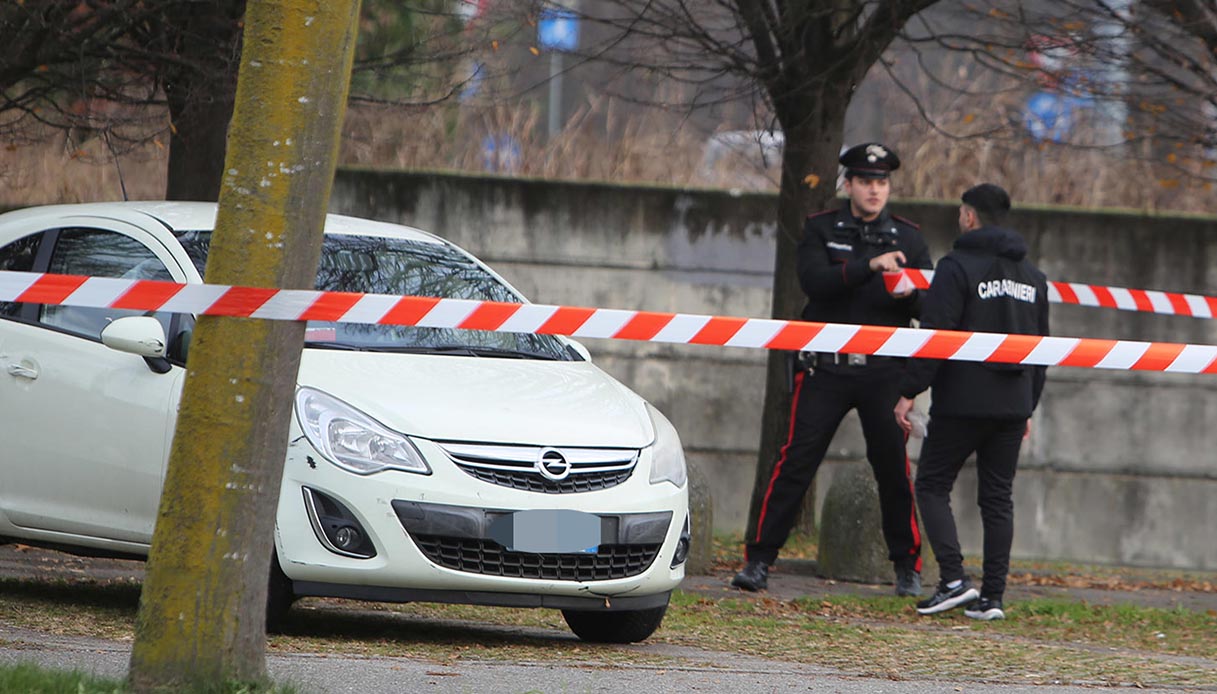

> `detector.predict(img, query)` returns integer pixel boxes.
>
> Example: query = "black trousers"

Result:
[914,415,1025,599]
[747,363,922,570]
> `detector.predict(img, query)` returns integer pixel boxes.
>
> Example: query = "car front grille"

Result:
[457,466,634,493]
[437,442,639,494]
[410,535,662,581]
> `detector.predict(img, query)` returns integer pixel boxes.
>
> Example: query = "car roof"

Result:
[2,201,446,245]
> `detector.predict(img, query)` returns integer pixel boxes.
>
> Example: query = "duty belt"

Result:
[801,351,905,368]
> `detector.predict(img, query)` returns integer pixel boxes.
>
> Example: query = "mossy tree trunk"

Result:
[127,0,362,690]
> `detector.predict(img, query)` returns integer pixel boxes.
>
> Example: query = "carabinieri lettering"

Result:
[977,279,1037,303]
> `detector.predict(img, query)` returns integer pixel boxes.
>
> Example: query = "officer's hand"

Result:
[868,250,907,273]
[894,397,915,434]
[1024,419,1032,440]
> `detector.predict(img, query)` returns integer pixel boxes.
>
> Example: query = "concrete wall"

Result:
[331,169,1217,570]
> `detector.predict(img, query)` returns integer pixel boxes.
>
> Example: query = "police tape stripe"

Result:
[885,269,1217,318]
[5,270,1217,374]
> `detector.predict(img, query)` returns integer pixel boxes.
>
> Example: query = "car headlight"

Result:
[295,387,430,476]
[646,404,687,488]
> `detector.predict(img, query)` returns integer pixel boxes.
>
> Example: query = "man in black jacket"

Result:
[732,142,932,597]
[894,183,1049,621]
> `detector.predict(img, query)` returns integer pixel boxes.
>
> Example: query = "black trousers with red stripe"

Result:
[748,362,922,570]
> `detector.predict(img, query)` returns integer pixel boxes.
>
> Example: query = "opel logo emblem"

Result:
[536,448,572,481]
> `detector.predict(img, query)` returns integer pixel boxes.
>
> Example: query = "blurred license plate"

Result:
[488,509,601,554]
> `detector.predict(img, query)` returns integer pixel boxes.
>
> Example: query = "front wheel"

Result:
[266,553,296,632]
[561,604,668,643]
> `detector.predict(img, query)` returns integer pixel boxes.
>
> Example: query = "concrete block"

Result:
[684,457,714,575]
[815,461,938,587]
[817,462,890,583]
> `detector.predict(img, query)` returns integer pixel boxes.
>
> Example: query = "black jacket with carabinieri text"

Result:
[898,225,1050,419]
[797,203,932,326]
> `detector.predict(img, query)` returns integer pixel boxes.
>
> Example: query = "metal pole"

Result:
[1093,0,1131,146]
[548,50,563,140]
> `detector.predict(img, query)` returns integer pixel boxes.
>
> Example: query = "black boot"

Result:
[730,560,770,591]
[894,564,922,597]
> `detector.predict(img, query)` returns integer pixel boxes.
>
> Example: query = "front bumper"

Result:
[275,434,688,608]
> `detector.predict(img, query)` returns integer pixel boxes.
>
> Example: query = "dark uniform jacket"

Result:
[797,203,932,326]
[898,225,1050,419]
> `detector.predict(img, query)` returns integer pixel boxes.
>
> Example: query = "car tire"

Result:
[266,553,296,633]
[560,603,668,643]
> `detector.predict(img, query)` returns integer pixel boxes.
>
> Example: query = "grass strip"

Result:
[0,662,301,694]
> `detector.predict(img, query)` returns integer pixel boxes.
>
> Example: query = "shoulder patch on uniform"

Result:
[891,214,920,229]
[806,209,836,219]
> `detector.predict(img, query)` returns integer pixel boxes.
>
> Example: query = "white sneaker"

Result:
[916,581,980,615]
[964,597,1005,620]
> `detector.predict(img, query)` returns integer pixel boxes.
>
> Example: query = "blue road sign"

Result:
[481,134,521,173]
[538,9,579,51]
[1025,91,1076,142]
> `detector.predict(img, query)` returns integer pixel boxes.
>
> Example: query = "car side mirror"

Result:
[101,316,173,374]
[102,316,167,357]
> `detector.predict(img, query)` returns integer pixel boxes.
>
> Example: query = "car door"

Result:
[0,222,186,547]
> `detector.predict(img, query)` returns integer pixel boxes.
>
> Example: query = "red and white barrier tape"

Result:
[3,271,1216,374]
[885,269,1217,319]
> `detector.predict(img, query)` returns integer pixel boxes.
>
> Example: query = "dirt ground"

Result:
[4,541,1216,615]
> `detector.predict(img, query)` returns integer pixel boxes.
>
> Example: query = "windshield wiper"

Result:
[303,341,366,351]
[364,345,483,357]
[462,346,563,360]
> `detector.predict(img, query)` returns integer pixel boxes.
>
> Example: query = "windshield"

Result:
[175,230,577,361]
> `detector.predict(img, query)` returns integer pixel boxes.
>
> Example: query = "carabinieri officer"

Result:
[733,142,932,597]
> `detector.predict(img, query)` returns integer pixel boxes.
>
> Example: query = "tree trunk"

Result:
[165,90,235,202]
[127,0,362,690]
[744,99,849,546]
[161,0,246,202]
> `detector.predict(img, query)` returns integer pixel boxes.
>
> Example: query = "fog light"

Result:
[302,487,377,559]
[333,525,362,552]
[671,515,691,568]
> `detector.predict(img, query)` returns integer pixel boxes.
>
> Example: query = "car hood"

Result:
[296,351,655,448]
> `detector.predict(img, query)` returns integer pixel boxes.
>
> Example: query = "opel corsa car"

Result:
[0,202,689,643]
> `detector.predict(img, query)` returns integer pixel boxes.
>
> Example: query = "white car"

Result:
[0,202,689,643]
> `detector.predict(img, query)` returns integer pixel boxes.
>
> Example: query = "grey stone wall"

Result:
[331,169,1217,570]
